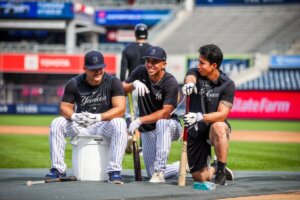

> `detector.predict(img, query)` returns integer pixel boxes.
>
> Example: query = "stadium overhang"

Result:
[0,19,67,30]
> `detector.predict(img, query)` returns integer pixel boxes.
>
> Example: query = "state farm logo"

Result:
[231,97,290,113]
[40,58,71,68]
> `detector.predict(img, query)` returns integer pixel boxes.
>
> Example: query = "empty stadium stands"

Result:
[155,5,300,54]
[237,69,300,91]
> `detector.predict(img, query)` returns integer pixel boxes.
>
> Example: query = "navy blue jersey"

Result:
[187,68,235,114]
[62,73,125,113]
[186,68,235,137]
[120,42,152,81]
[125,65,179,132]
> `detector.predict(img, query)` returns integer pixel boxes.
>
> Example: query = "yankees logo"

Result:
[149,48,156,56]
[155,92,162,100]
[92,56,99,64]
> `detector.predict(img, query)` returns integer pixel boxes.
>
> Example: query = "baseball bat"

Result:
[128,93,142,181]
[178,95,190,186]
[27,176,77,186]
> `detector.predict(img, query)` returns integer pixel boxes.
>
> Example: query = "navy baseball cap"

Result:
[143,46,167,61]
[84,50,106,69]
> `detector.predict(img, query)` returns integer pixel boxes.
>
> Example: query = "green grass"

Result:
[0,134,299,171]
[228,119,300,132]
[0,115,299,132]
[0,115,299,171]
[0,115,57,126]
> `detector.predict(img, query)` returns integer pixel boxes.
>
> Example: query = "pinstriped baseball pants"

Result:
[49,116,127,174]
[141,119,182,179]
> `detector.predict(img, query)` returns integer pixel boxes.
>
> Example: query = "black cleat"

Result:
[213,169,227,185]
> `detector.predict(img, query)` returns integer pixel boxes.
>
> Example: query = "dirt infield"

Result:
[0,126,299,143]
[221,192,300,200]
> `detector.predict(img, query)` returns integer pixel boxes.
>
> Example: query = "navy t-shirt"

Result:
[186,68,235,137]
[120,42,152,81]
[187,68,235,114]
[125,65,179,132]
[62,73,125,113]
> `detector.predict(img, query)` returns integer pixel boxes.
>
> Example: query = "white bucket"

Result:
[71,135,110,181]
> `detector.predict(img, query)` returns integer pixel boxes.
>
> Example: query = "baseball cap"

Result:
[143,46,167,61]
[84,50,106,70]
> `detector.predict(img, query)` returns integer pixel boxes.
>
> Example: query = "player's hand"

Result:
[71,113,86,125]
[183,112,203,127]
[182,82,197,95]
[82,112,102,126]
[133,80,150,96]
[128,118,142,135]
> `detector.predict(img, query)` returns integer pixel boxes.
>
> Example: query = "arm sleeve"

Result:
[221,81,235,104]
[120,51,128,82]
[186,68,198,77]
[111,77,125,97]
[163,77,179,108]
[124,65,143,83]
[61,79,76,104]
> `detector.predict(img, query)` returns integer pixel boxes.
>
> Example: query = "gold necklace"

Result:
[149,73,164,86]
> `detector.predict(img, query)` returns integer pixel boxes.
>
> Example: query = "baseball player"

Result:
[182,44,235,185]
[122,46,182,183]
[120,23,152,153]
[45,50,127,184]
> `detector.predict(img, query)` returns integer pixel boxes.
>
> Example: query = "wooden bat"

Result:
[128,93,142,181]
[178,95,190,186]
[27,176,77,186]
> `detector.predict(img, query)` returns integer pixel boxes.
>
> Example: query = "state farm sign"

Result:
[229,91,300,120]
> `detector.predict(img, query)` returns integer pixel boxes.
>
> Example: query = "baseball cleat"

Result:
[225,166,234,181]
[149,171,165,183]
[213,169,227,185]
[211,156,234,181]
[45,168,66,180]
[108,171,124,184]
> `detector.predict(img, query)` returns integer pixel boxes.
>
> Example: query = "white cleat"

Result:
[149,171,165,183]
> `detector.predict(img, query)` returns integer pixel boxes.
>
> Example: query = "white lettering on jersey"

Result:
[206,90,219,98]
[81,95,107,106]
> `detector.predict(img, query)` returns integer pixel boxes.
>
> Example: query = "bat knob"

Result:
[27,181,32,186]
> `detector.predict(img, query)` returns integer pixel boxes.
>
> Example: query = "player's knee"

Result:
[110,118,127,130]
[211,122,227,138]
[156,119,168,128]
[192,170,209,182]
[50,116,66,129]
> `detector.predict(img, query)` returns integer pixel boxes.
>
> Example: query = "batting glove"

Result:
[82,112,102,126]
[128,118,142,135]
[71,113,86,125]
[183,112,203,127]
[133,80,150,96]
[182,82,197,95]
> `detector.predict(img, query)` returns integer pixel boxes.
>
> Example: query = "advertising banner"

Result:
[270,55,300,69]
[0,2,73,19]
[196,0,300,5]
[0,53,117,74]
[187,55,252,75]
[95,9,171,26]
[229,91,300,120]
[0,104,59,115]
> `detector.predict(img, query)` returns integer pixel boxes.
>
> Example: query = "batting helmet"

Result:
[135,23,148,39]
